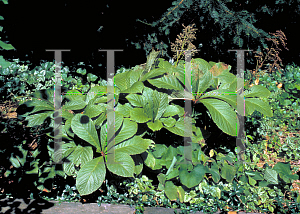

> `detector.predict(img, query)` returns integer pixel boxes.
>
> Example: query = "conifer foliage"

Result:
[131,0,299,65]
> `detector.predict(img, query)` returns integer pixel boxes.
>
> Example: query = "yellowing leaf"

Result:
[277,83,282,88]
[209,149,214,157]
[209,62,229,76]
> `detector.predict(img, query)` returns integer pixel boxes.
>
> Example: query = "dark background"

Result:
[0,0,173,77]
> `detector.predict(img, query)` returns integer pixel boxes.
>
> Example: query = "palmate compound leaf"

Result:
[76,156,106,196]
[200,98,237,136]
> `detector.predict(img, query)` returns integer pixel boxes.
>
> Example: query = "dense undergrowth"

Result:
[1,56,299,213]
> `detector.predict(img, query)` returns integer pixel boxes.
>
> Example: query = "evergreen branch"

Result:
[159,0,185,23]
[136,19,152,26]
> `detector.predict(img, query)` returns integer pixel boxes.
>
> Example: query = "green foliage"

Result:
[130,0,300,62]
[245,63,300,142]
[18,50,275,202]
[0,0,15,50]
[0,58,101,104]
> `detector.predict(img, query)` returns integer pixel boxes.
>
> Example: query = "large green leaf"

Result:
[148,75,184,90]
[162,105,180,117]
[152,144,168,158]
[25,99,55,114]
[191,58,211,94]
[141,151,156,169]
[76,157,106,196]
[209,162,220,183]
[147,120,163,131]
[145,49,159,73]
[140,87,168,122]
[85,86,108,104]
[245,98,273,117]
[244,85,271,98]
[71,114,101,152]
[126,94,145,107]
[114,72,131,92]
[130,108,151,123]
[115,103,133,117]
[160,117,176,127]
[161,146,178,162]
[164,181,178,201]
[72,145,93,167]
[179,164,208,188]
[63,145,76,176]
[106,152,135,177]
[164,117,193,137]
[152,90,168,121]
[115,70,142,93]
[164,180,185,203]
[63,100,87,110]
[221,164,236,183]
[273,162,299,183]
[200,89,237,109]
[25,111,53,127]
[64,89,85,101]
[158,58,172,70]
[0,55,11,68]
[114,136,153,155]
[0,40,15,50]
[114,111,124,133]
[217,70,236,86]
[100,123,107,152]
[84,103,105,118]
[192,58,213,93]
[140,68,167,82]
[113,118,137,145]
[121,81,144,93]
[200,98,237,136]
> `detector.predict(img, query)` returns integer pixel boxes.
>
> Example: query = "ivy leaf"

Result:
[248,175,257,186]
